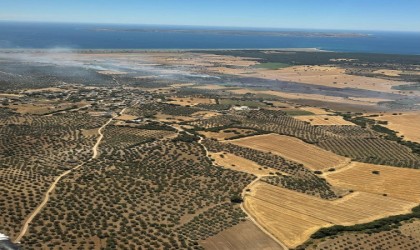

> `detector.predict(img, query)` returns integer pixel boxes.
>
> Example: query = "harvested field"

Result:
[325,162,420,202]
[212,64,407,94]
[200,220,284,250]
[231,134,350,171]
[154,113,197,123]
[373,112,420,143]
[168,97,216,106]
[244,182,416,248]
[210,152,275,176]
[115,114,138,121]
[294,115,355,125]
[299,106,333,115]
[191,111,221,119]
[199,128,257,141]
[373,69,402,76]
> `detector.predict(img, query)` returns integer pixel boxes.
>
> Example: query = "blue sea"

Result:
[0,22,419,55]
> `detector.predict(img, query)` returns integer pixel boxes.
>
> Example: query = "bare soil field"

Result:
[200,220,284,250]
[325,162,420,202]
[230,134,350,171]
[244,182,416,248]
[210,151,276,176]
[294,114,355,125]
[373,112,420,143]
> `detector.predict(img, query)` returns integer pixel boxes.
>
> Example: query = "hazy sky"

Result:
[1,0,419,31]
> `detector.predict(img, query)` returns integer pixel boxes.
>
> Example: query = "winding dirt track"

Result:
[13,113,117,243]
[240,177,289,250]
[193,131,289,249]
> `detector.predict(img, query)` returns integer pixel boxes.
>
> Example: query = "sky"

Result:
[0,0,419,32]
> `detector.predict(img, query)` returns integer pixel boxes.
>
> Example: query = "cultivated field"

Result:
[228,88,383,107]
[325,162,420,202]
[294,115,355,126]
[210,151,276,176]
[244,182,417,248]
[168,97,216,106]
[2,50,420,249]
[373,112,420,143]
[299,107,332,115]
[207,63,410,94]
[199,128,258,141]
[230,134,350,171]
[200,220,284,250]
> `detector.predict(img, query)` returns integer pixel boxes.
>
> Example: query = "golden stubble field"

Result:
[325,162,420,203]
[294,114,355,125]
[210,151,276,176]
[230,134,350,171]
[244,182,417,248]
[372,112,420,143]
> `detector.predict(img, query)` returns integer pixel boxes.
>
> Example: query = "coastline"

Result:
[0,48,327,53]
[1,48,419,56]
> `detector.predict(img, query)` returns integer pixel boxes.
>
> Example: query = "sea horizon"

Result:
[1,21,420,55]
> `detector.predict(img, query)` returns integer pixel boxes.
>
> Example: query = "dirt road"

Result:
[240,176,289,250]
[192,131,289,250]
[13,113,119,243]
